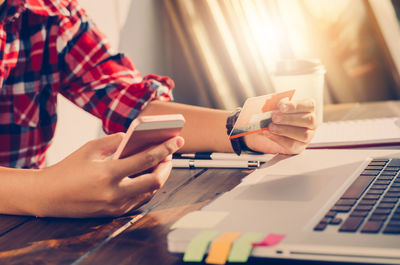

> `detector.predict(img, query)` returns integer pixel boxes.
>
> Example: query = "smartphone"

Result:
[113,114,185,160]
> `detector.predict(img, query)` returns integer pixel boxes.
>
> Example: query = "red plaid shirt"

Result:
[0,0,174,169]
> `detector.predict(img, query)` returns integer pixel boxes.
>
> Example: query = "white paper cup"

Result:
[272,59,325,125]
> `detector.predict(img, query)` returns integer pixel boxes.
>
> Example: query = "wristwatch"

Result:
[226,108,249,155]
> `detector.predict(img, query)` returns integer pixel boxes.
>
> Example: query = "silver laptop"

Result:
[168,149,400,264]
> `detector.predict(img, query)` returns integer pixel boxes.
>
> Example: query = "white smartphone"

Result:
[113,114,185,160]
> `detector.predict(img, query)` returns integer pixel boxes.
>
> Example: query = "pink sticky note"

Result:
[252,233,285,247]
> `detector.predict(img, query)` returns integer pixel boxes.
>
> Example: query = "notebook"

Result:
[168,149,400,264]
[309,117,400,149]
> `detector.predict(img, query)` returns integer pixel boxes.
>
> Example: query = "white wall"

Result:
[46,0,132,166]
[119,0,167,76]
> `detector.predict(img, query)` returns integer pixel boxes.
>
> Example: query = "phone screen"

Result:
[118,126,183,159]
[113,114,185,160]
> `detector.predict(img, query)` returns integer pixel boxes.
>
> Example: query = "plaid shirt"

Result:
[0,0,174,169]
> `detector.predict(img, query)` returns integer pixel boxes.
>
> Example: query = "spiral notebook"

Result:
[308,117,400,149]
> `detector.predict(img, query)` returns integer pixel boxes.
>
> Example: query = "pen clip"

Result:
[248,161,260,168]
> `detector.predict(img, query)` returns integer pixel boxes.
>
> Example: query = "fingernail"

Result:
[279,104,288,113]
[278,98,289,112]
[175,137,184,148]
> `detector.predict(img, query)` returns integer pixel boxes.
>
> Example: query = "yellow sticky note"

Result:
[205,232,241,265]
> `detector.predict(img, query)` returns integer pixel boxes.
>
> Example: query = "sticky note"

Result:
[252,233,285,247]
[171,211,228,230]
[227,232,263,263]
[205,232,241,265]
[183,230,219,262]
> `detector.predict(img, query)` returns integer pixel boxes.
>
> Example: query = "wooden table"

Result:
[1,101,399,265]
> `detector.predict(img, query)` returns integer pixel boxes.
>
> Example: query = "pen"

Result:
[172,159,261,169]
[174,152,273,162]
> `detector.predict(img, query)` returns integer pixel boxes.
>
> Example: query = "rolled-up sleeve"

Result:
[56,0,173,133]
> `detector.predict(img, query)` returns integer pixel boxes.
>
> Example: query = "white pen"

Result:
[176,152,273,162]
[172,159,261,169]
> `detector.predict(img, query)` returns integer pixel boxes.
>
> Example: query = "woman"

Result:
[0,0,316,217]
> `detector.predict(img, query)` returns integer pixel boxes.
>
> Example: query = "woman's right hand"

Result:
[31,133,184,218]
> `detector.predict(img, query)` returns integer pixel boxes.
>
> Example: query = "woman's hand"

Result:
[32,133,184,218]
[244,98,317,154]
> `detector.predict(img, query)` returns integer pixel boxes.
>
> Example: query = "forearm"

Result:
[0,133,184,218]
[0,167,42,216]
[139,101,234,153]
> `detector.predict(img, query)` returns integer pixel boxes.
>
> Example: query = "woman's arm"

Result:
[139,101,232,153]
[139,98,317,154]
[0,133,184,218]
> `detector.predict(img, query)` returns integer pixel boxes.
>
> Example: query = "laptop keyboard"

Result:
[314,158,400,234]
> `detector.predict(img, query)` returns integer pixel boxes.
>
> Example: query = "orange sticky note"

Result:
[205,232,241,265]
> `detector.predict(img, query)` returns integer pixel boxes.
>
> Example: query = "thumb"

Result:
[86,132,126,159]
[109,136,184,180]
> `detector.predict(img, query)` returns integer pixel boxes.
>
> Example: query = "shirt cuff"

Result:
[142,74,174,102]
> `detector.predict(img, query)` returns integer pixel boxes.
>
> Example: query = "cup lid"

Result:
[275,59,325,75]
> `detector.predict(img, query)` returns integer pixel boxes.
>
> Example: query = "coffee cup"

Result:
[272,59,325,124]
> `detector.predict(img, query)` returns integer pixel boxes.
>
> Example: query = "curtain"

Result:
[298,0,398,103]
[163,0,399,109]
[164,0,281,109]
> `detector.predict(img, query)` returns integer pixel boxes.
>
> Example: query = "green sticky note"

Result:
[183,230,219,262]
[227,232,263,263]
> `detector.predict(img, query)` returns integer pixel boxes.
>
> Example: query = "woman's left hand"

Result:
[244,98,318,155]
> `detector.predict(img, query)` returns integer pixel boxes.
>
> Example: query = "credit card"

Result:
[229,90,295,139]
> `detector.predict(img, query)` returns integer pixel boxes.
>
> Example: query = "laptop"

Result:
[167,149,400,264]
